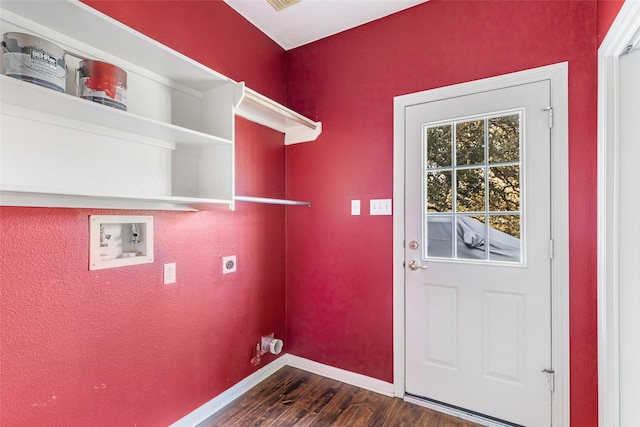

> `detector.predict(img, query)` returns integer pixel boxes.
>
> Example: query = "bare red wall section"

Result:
[285,1,599,426]
[0,2,287,426]
[598,0,626,45]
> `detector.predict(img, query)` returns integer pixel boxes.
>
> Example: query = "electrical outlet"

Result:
[222,255,236,274]
[164,263,176,284]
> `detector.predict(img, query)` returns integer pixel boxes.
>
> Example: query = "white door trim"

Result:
[393,63,569,426]
[597,3,640,426]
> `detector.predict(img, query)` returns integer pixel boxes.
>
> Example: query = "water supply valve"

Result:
[250,343,262,367]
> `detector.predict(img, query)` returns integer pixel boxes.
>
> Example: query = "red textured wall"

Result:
[2,1,626,425]
[0,1,287,426]
[598,0,626,46]
[285,1,599,426]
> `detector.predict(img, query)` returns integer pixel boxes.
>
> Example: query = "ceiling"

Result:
[223,0,429,50]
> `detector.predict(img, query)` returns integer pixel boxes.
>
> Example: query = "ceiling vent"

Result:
[266,0,301,12]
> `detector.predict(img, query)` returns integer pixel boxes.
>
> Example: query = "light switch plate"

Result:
[222,255,236,274]
[370,199,392,215]
[351,200,360,215]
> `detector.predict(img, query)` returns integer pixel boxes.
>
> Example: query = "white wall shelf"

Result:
[236,88,322,145]
[0,0,321,211]
[1,76,234,149]
[0,186,234,211]
[0,2,231,93]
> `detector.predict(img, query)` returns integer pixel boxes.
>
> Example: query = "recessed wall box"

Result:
[89,215,153,270]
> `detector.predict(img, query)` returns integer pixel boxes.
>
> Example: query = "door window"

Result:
[424,112,522,262]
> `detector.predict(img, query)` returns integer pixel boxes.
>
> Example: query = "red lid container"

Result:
[78,60,127,111]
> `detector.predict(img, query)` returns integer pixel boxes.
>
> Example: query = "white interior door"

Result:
[404,80,552,426]
[619,46,640,427]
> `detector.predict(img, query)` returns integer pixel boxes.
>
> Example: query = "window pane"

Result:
[488,215,521,262]
[489,114,520,163]
[426,125,452,168]
[456,215,486,260]
[456,168,485,212]
[456,120,484,166]
[426,170,452,212]
[489,165,520,212]
[489,214,521,239]
[427,216,453,258]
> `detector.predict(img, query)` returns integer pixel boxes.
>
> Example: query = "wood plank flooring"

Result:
[197,366,483,426]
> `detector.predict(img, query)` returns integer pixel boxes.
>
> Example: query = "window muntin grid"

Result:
[423,112,523,263]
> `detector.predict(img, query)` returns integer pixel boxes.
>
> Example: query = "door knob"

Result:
[408,260,427,271]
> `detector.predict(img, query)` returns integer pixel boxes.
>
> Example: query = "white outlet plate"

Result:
[164,262,176,284]
[370,199,392,215]
[222,255,236,274]
[351,200,360,215]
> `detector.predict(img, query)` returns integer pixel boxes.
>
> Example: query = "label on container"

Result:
[80,76,127,111]
[2,50,65,92]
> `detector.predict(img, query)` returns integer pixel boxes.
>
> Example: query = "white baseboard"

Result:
[169,355,287,427]
[286,354,395,397]
[169,353,395,427]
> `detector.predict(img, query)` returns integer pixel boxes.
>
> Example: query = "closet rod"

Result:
[235,196,311,207]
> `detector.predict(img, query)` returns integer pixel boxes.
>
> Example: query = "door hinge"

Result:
[542,368,555,392]
[549,239,554,259]
[543,106,553,128]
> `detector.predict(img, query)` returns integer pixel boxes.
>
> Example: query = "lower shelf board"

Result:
[0,186,234,211]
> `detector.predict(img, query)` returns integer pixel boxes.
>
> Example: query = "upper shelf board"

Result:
[0,0,230,93]
[0,0,322,144]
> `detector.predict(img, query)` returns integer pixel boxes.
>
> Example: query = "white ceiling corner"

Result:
[223,0,429,50]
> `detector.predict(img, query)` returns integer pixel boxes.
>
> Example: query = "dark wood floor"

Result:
[198,366,483,426]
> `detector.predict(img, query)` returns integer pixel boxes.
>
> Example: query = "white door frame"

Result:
[393,63,569,426]
[597,3,640,426]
